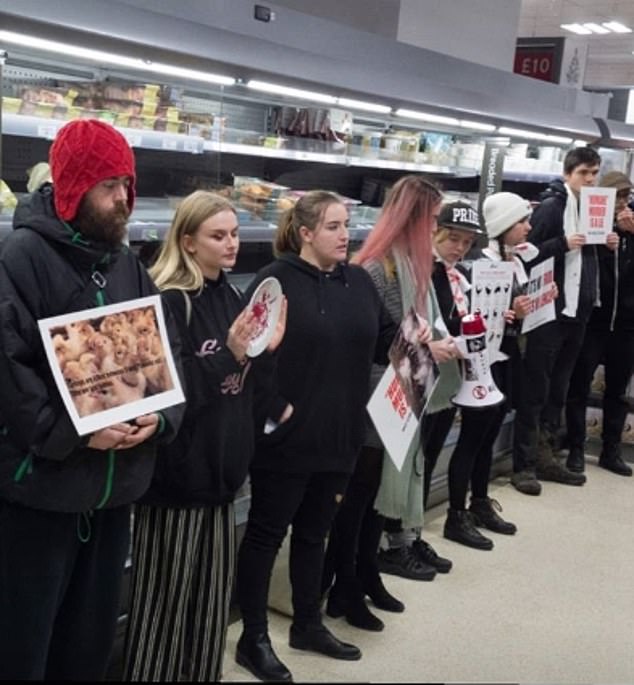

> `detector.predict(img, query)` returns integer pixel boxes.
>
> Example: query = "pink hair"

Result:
[353,175,441,312]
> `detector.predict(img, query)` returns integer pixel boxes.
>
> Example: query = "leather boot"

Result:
[599,445,633,477]
[411,538,452,573]
[566,446,585,473]
[236,632,293,682]
[361,570,405,613]
[289,623,362,660]
[443,508,493,550]
[536,428,586,486]
[469,497,517,535]
[326,578,384,631]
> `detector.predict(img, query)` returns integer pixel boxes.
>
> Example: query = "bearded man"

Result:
[0,119,183,680]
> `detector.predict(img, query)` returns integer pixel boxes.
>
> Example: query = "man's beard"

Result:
[74,198,130,247]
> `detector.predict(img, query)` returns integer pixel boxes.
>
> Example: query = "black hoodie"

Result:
[0,185,183,513]
[527,179,598,322]
[140,276,257,508]
[247,253,397,475]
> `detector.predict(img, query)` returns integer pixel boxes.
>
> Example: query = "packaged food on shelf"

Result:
[2,97,22,114]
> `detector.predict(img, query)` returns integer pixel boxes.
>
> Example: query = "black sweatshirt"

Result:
[141,275,258,508]
[247,253,397,475]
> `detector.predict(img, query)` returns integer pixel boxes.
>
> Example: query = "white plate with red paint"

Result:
[246,277,283,357]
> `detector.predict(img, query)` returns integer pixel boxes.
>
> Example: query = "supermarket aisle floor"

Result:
[222,452,634,683]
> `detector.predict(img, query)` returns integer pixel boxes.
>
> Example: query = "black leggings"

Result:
[447,403,506,510]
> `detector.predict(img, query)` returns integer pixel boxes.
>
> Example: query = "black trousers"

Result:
[236,467,349,635]
[322,446,384,591]
[0,501,130,680]
[448,402,506,510]
[513,320,586,473]
[566,327,634,449]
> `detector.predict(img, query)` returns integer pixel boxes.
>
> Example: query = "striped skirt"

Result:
[123,503,235,682]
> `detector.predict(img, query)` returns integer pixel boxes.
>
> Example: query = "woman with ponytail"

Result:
[234,190,403,682]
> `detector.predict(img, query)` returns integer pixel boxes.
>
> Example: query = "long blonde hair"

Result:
[274,190,343,257]
[150,190,237,292]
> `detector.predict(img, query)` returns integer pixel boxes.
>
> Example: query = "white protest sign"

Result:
[579,186,616,245]
[39,295,184,435]
[521,257,556,334]
[470,260,515,363]
[367,365,419,472]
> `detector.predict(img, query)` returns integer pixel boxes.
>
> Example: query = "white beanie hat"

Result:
[482,192,532,239]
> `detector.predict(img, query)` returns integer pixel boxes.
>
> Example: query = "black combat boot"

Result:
[469,497,517,535]
[443,508,494,550]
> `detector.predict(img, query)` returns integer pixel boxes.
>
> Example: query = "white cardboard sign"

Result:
[38,295,184,435]
[579,186,616,245]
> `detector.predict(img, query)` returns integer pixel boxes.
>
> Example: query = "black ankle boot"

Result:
[599,445,633,477]
[326,579,384,632]
[361,571,405,613]
[566,446,585,473]
[236,632,293,682]
[443,508,494,550]
[469,497,517,535]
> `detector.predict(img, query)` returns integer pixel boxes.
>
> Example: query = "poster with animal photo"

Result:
[469,260,514,364]
[38,295,184,435]
[387,307,440,420]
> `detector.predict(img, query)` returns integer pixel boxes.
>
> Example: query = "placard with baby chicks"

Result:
[38,295,184,435]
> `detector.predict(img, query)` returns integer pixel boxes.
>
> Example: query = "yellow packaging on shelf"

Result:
[165,107,180,122]
[141,99,158,116]
[63,88,79,106]
[34,102,56,118]
[0,180,18,211]
[2,97,22,114]
[65,106,84,121]
[143,84,161,97]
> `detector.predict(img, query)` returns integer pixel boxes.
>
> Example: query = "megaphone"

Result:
[452,311,505,409]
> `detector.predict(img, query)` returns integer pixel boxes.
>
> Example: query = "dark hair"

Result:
[274,190,343,257]
[563,147,601,175]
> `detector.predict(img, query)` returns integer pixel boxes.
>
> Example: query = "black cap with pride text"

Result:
[437,201,485,235]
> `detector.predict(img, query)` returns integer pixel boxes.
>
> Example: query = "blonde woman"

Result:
[123,190,286,682]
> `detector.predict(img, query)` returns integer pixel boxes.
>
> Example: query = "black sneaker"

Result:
[411,538,452,573]
[377,545,436,581]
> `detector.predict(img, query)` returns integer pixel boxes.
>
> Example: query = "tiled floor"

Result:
[222,452,634,683]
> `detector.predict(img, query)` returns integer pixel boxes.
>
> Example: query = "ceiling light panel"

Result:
[560,23,593,35]
[582,23,611,34]
[247,80,336,104]
[602,22,632,33]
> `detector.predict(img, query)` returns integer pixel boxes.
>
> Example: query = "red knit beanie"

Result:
[49,119,136,221]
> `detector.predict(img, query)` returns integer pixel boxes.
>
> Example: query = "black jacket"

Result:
[248,253,397,475]
[527,179,598,322]
[141,276,257,507]
[588,221,634,331]
[0,185,183,513]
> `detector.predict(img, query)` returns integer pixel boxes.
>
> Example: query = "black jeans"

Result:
[322,446,384,591]
[236,467,349,635]
[0,501,130,680]
[566,327,634,449]
[513,320,586,473]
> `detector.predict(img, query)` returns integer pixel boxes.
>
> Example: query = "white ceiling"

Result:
[518,0,634,87]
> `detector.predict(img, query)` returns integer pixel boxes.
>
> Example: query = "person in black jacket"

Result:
[123,191,287,681]
[511,147,619,494]
[565,171,634,477]
[234,191,398,683]
[0,119,183,680]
